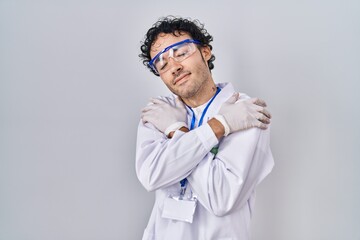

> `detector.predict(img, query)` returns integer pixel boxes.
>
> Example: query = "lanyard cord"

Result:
[188,87,221,130]
[180,87,222,189]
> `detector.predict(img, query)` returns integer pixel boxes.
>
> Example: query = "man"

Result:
[136,16,274,240]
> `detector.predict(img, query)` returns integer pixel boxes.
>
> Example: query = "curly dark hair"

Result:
[139,16,215,76]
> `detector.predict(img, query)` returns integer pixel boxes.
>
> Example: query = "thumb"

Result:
[225,93,239,104]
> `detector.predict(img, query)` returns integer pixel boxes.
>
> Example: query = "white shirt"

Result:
[136,82,274,240]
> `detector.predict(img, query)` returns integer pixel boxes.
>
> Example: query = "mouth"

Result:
[174,72,191,85]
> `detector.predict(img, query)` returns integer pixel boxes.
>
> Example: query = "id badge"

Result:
[162,197,197,223]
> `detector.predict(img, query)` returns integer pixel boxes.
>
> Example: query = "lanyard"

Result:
[188,87,221,130]
[180,87,221,196]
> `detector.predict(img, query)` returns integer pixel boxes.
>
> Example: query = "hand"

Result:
[216,93,272,134]
[141,97,187,134]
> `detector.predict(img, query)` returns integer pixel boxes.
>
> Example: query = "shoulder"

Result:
[217,82,251,101]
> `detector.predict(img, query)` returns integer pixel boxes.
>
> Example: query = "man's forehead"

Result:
[150,35,168,54]
[150,32,191,57]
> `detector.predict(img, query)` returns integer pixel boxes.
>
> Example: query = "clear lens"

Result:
[153,42,197,74]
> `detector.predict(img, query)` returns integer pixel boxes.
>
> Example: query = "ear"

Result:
[200,45,212,62]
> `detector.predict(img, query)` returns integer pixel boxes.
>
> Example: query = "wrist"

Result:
[167,126,189,138]
[164,122,187,136]
[208,118,225,140]
[213,115,230,136]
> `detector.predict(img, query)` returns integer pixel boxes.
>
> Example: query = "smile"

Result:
[174,72,191,85]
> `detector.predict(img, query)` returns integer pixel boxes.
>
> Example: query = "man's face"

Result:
[150,32,212,99]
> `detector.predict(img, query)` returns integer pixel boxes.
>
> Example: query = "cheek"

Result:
[194,55,209,72]
[194,51,208,67]
[160,74,173,85]
[186,55,205,70]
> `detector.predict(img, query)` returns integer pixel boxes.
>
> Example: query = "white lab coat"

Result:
[136,82,274,240]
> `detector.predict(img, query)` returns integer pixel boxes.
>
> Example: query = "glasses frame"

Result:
[148,39,201,74]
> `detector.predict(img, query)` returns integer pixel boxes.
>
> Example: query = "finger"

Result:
[141,113,149,123]
[141,105,157,113]
[256,113,271,124]
[141,110,149,119]
[142,107,151,113]
[257,122,268,130]
[251,98,267,107]
[255,105,271,118]
[254,105,272,119]
[150,98,166,105]
[226,93,239,104]
[261,108,272,119]
[141,113,155,124]
[252,120,268,130]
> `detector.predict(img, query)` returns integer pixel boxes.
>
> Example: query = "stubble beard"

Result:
[171,60,211,99]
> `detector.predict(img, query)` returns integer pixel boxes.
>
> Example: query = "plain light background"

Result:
[1,0,359,239]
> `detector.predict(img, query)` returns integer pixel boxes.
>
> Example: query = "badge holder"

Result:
[162,180,197,223]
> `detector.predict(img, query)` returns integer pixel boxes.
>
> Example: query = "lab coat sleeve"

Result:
[186,127,274,217]
[135,120,219,192]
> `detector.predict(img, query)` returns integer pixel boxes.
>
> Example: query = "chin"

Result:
[178,89,198,99]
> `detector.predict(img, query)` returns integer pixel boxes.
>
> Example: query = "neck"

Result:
[181,81,217,108]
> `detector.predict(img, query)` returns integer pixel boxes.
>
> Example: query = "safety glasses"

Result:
[148,39,201,74]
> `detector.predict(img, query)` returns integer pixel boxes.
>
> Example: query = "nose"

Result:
[168,57,183,75]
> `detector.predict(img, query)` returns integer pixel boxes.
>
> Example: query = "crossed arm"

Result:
[136,94,273,215]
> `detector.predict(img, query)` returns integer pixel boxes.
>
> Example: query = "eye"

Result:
[174,46,189,58]
[176,52,187,57]
[159,62,168,71]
